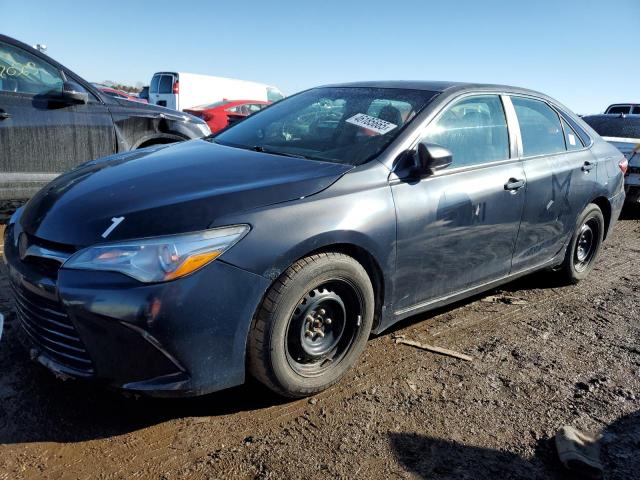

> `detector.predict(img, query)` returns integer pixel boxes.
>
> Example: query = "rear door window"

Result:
[561,114,591,146]
[0,40,64,95]
[420,94,510,168]
[512,97,566,157]
[561,118,584,151]
[158,75,173,94]
[633,106,640,115]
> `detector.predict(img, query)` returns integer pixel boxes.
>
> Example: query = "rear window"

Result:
[149,75,160,93]
[633,106,640,115]
[607,105,631,115]
[158,75,173,94]
[150,75,160,94]
[582,116,640,139]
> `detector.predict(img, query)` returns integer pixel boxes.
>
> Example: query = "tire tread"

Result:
[247,252,368,396]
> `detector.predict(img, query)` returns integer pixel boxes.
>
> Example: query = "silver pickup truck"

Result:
[582,114,640,203]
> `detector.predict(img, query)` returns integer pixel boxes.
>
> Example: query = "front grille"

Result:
[19,233,76,280]
[12,283,94,374]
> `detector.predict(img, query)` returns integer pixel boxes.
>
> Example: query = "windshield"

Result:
[212,87,438,165]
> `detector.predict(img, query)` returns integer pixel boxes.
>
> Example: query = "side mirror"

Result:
[416,142,453,175]
[61,81,89,104]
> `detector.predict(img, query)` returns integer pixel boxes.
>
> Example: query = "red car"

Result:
[92,84,148,104]
[184,99,270,133]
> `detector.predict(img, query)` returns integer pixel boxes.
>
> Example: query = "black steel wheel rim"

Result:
[574,218,599,272]
[285,279,362,377]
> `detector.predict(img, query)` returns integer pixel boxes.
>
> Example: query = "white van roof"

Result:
[152,71,279,90]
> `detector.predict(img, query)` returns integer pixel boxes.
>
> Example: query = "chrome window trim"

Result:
[386,89,595,177]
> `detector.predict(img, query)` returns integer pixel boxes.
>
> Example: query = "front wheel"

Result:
[557,203,605,283]
[247,252,374,398]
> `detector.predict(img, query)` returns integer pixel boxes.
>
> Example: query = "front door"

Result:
[391,94,525,314]
[0,39,114,198]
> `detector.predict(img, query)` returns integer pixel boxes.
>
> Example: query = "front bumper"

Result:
[4,223,270,397]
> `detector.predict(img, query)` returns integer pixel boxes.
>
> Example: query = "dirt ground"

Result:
[0,206,639,480]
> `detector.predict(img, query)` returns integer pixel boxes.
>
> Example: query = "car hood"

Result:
[112,97,205,123]
[20,140,352,246]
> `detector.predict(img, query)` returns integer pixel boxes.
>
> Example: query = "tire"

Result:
[247,252,375,398]
[557,203,605,284]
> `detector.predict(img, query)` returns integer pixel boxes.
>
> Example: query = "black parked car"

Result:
[0,34,210,200]
[4,81,626,398]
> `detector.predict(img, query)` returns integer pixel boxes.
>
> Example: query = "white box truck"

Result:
[148,72,284,112]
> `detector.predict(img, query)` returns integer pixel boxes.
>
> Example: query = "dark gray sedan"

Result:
[4,81,626,398]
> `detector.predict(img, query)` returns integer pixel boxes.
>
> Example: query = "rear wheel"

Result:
[557,203,604,283]
[247,252,374,398]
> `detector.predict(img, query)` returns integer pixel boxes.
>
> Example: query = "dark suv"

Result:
[4,81,626,398]
[0,34,210,200]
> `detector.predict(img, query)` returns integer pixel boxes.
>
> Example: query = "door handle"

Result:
[582,161,595,172]
[0,111,11,120]
[504,178,526,191]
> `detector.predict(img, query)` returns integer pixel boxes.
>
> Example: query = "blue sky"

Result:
[1,0,638,114]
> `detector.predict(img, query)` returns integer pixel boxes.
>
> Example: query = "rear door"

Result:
[509,96,596,271]
[149,72,177,110]
[0,38,114,199]
[391,94,526,313]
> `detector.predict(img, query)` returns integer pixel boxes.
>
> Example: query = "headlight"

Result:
[63,225,249,283]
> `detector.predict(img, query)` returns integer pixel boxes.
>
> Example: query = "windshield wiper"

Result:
[252,145,310,159]
[212,139,314,160]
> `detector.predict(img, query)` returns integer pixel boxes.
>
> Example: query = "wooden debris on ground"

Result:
[393,336,473,362]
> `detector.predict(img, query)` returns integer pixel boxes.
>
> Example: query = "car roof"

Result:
[319,80,549,97]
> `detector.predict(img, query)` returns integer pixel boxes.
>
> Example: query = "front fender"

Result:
[130,133,186,149]
[217,164,398,321]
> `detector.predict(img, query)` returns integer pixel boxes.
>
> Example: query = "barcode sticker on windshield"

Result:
[568,134,576,146]
[346,113,397,135]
